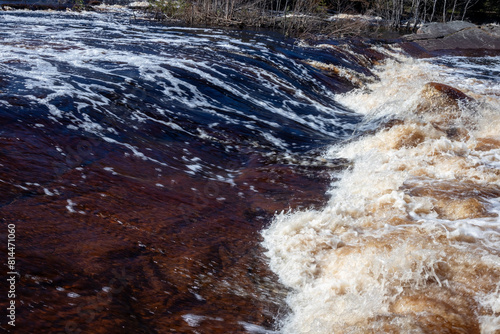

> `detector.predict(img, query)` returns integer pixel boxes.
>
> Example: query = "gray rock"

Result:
[403,21,500,51]
[127,1,149,9]
[417,26,500,50]
[480,24,500,38]
[416,21,476,38]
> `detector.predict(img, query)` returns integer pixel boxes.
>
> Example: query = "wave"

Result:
[262,53,500,333]
[0,10,367,178]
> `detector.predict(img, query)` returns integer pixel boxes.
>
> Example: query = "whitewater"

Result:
[1,8,499,334]
[262,53,500,333]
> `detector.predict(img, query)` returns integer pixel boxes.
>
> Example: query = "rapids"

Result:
[0,8,499,334]
[262,53,500,333]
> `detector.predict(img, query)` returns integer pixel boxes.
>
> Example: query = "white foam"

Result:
[43,188,55,196]
[0,10,356,160]
[263,55,500,333]
[66,199,85,214]
[238,321,280,333]
[186,163,202,172]
[66,199,76,213]
[181,314,223,327]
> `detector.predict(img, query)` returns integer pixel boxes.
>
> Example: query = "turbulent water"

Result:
[0,9,373,333]
[0,8,499,334]
[262,53,500,332]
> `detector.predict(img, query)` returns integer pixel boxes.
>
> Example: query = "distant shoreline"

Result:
[1,3,499,57]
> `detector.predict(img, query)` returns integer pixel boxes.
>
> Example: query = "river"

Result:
[0,8,499,334]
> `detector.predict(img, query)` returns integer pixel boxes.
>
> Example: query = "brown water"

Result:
[0,9,369,333]
[262,52,500,333]
[1,9,499,334]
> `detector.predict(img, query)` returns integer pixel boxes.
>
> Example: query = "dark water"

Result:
[0,9,385,333]
[2,9,500,334]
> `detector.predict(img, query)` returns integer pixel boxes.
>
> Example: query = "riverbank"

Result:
[2,1,499,51]
[0,1,396,38]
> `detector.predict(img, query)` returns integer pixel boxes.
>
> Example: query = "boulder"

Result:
[417,82,472,116]
[480,24,500,38]
[420,27,500,51]
[416,82,474,138]
[416,21,476,38]
[403,21,500,52]
[423,82,472,103]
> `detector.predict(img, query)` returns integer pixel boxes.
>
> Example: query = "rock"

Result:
[424,82,472,102]
[417,82,472,116]
[403,21,500,53]
[128,1,149,9]
[480,24,500,38]
[416,21,476,38]
[416,82,474,135]
[425,27,500,51]
[327,14,384,23]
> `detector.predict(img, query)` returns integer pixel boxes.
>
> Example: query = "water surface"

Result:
[0,9,370,333]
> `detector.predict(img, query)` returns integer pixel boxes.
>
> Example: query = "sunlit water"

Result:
[0,8,499,334]
[262,54,500,333]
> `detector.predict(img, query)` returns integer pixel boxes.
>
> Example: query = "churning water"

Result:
[0,10,364,158]
[0,8,499,334]
[262,53,500,332]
